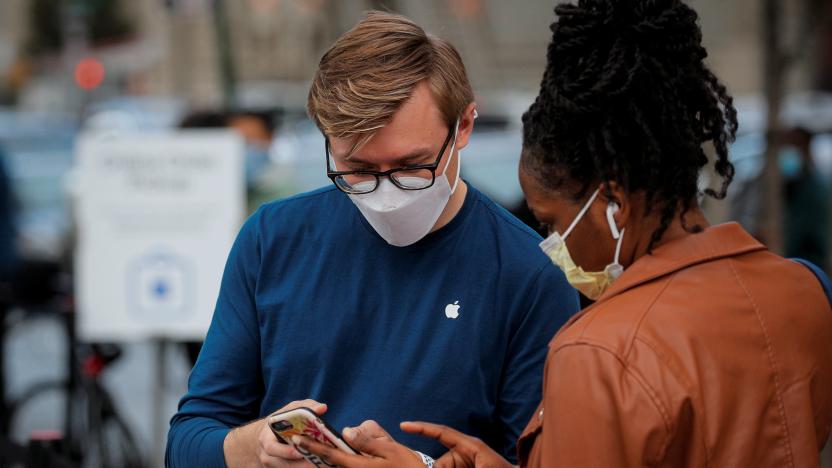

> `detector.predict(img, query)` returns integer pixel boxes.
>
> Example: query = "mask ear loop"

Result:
[562,188,601,240]
[444,118,462,194]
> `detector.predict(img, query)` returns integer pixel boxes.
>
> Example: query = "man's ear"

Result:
[454,102,478,150]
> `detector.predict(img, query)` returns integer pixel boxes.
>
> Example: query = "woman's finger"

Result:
[341,419,393,452]
[353,419,393,440]
[400,421,469,450]
[405,424,512,468]
[293,436,370,467]
[435,451,476,468]
[340,427,398,458]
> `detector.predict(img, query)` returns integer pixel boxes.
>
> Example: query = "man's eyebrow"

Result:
[344,148,434,166]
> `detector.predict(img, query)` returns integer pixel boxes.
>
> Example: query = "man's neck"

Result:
[430,180,468,233]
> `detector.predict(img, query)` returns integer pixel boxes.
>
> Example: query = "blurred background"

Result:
[0,0,830,467]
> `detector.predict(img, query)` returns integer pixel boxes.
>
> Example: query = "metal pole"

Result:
[212,0,236,108]
[760,0,785,253]
[153,338,168,468]
[62,0,90,120]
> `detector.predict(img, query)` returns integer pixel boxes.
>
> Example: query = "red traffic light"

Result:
[75,57,106,91]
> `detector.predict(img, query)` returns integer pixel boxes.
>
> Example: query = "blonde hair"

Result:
[307,11,474,152]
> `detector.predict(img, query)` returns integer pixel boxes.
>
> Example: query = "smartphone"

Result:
[268,407,358,468]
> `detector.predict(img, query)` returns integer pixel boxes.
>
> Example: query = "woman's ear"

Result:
[600,181,630,233]
[455,102,478,150]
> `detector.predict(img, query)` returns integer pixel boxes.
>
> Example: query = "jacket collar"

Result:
[560,222,766,329]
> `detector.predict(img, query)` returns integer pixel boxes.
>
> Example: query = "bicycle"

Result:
[0,261,146,468]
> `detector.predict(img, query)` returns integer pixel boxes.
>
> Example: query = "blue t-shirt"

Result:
[166,184,579,467]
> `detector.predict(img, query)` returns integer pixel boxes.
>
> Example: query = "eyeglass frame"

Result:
[325,125,456,194]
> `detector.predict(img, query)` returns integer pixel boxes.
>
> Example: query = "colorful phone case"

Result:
[268,407,357,468]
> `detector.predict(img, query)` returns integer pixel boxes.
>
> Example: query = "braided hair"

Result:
[521,0,738,251]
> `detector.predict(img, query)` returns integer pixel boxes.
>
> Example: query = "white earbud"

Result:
[473,109,479,120]
[606,202,621,240]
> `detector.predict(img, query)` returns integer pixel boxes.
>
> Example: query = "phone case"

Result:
[268,407,357,468]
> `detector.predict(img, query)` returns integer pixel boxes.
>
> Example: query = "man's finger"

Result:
[311,402,328,415]
[293,436,367,467]
[272,399,328,416]
[261,436,305,460]
[259,420,305,460]
[400,421,469,450]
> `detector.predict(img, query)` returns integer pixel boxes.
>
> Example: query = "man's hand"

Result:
[292,420,425,468]
[401,421,514,468]
[223,399,327,467]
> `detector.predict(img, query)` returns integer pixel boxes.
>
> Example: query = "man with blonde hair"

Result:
[167,11,578,468]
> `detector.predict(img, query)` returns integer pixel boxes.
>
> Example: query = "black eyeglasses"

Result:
[325,126,455,195]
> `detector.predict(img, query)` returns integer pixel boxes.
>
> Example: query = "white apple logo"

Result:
[445,301,461,319]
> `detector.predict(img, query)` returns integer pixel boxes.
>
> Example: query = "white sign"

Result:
[75,131,245,341]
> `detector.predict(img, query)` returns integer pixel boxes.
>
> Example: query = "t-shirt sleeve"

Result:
[166,210,264,468]
[493,263,579,462]
[537,343,670,467]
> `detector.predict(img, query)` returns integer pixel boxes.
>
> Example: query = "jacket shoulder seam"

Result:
[726,257,795,468]
[551,341,673,464]
[575,274,673,348]
[623,274,677,359]
[632,335,704,466]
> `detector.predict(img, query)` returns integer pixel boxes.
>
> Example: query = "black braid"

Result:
[521,0,737,251]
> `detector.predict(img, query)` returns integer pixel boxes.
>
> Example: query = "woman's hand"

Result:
[401,422,514,468]
[292,420,425,468]
[294,419,514,468]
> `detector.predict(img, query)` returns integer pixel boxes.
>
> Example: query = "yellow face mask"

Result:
[539,188,625,301]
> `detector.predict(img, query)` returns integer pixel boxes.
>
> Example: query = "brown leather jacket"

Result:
[517,223,832,467]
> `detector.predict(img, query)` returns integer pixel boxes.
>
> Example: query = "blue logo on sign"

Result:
[153,279,169,299]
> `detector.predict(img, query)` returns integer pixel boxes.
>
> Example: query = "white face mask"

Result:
[347,121,462,247]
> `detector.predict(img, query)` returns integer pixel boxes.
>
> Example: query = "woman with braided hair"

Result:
[295,1,832,466]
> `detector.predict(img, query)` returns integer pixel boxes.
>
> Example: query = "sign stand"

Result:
[153,338,168,468]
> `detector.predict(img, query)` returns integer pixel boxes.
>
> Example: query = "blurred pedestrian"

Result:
[780,127,830,272]
[179,109,276,196]
[227,111,276,190]
[177,110,279,366]
[0,146,16,280]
